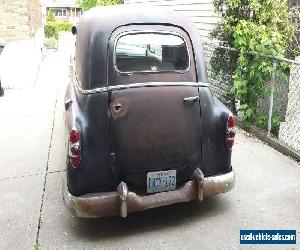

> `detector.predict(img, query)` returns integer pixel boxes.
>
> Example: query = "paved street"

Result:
[0,35,299,249]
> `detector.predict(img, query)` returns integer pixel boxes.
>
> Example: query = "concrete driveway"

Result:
[0,36,299,249]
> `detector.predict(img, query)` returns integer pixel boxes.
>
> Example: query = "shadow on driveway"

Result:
[66,196,231,241]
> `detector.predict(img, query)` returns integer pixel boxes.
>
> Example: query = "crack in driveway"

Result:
[35,88,59,249]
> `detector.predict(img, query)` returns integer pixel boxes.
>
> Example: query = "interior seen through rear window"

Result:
[115,33,189,73]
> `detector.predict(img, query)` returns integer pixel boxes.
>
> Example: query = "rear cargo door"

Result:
[107,25,202,185]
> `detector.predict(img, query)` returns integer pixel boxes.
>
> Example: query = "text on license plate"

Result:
[147,170,176,193]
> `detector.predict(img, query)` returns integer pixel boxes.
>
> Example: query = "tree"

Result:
[77,0,124,11]
[46,10,56,22]
[210,0,295,125]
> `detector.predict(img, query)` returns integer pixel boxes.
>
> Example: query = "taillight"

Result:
[69,128,81,168]
[228,115,235,128]
[70,156,80,167]
[226,115,236,150]
[69,129,80,144]
[70,144,80,155]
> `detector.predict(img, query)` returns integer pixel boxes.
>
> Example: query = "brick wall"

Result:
[0,0,42,42]
[27,0,42,35]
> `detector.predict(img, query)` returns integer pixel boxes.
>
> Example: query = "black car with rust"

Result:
[63,5,235,218]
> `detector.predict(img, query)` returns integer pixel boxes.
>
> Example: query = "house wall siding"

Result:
[124,0,219,39]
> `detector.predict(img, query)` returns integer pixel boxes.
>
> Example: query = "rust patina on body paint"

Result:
[64,5,235,218]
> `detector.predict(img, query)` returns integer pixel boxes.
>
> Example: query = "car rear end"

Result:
[64,7,235,218]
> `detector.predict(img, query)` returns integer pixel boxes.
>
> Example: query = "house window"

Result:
[76,9,81,17]
[50,8,67,17]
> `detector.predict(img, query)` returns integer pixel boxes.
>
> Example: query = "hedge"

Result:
[45,22,58,39]
[45,37,57,49]
[44,22,73,40]
[56,22,73,32]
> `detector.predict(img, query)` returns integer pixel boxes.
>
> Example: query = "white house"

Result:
[45,0,82,24]
[124,0,219,39]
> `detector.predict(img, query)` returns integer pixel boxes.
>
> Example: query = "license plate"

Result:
[147,170,176,193]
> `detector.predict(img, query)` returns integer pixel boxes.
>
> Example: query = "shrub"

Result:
[211,0,295,122]
[44,22,72,40]
[55,22,72,32]
[77,0,124,11]
[46,10,56,22]
[45,37,58,49]
[44,22,58,40]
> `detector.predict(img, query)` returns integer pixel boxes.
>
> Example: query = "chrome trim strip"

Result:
[74,77,209,95]
[108,82,204,90]
[74,77,107,94]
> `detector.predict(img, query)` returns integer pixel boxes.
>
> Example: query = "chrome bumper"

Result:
[63,168,235,218]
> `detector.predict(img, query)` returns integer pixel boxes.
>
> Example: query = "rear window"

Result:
[115,33,189,73]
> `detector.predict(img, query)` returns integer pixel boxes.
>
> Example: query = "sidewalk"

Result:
[0,34,71,249]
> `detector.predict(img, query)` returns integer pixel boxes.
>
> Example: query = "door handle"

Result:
[183,96,199,102]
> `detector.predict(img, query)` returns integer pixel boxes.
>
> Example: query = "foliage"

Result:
[44,22,58,40]
[77,0,97,10]
[46,10,56,22]
[255,111,282,136]
[77,0,124,11]
[209,47,239,112]
[44,22,72,40]
[55,22,73,32]
[211,0,295,124]
[45,37,58,49]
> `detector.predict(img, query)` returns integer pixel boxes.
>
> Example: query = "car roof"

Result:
[75,5,207,89]
[80,4,194,32]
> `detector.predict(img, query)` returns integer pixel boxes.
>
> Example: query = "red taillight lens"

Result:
[69,129,80,144]
[69,128,81,168]
[226,136,235,149]
[70,144,80,155]
[228,129,236,138]
[228,115,235,128]
[226,115,236,150]
[70,156,80,168]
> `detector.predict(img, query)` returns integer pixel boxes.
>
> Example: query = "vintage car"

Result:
[63,5,235,218]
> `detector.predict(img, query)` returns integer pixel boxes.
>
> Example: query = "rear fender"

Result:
[65,84,114,196]
[199,87,232,176]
